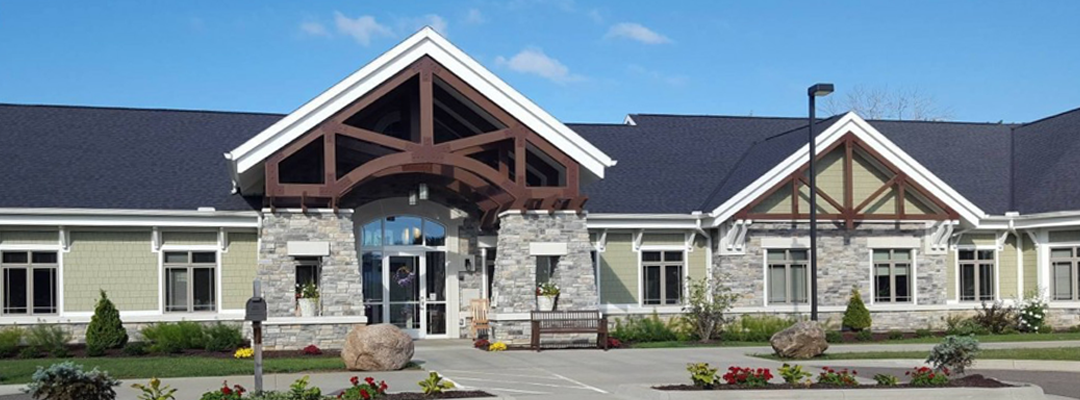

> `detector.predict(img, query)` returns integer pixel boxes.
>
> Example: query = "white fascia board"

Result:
[986,211,1080,230]
[226,27,614,185]
[0,208,260,228]
[708,112,986,227]
[586,213,707,230]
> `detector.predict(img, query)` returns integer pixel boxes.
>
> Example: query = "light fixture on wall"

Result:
[409,190,417,206]
[419,183,429,200]
[464,258,473,272]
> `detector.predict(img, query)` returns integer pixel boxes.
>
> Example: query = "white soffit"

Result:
[226,27,614,189]
[708,112,986,227]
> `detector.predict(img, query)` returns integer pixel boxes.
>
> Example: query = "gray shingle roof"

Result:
[2,103,1079,217]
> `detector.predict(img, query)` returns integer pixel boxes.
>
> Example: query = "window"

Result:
[295,257,320,294]
[361,251,384,324]
[2,251,58,315]
[536,256,559,285]
[767,249,808,304]
[873,249,912,303]
[1050,248,1080,301]
[164,251,216,312]
[642,251,683,305]
[959,249,994,301]
[361,216,446,248]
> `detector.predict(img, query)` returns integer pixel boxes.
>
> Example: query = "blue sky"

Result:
[1,1,1078,123]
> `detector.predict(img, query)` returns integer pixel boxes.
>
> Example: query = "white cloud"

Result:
[495,48,584,84]
[605,22,671,44]
[627,64,687,87]
[586,9,603,24]
[397,14,449,36]
[465,8,485,24]
[333,12,393,46]
[299,21,331,37]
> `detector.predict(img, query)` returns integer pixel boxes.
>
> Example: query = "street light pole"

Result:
[807,83,834,322]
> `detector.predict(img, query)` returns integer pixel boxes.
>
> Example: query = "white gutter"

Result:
[0,208,260,228]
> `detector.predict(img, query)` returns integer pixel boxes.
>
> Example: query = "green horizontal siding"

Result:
[1000,234,1018,299]
[0,231,58,245]
[641,233,684,246]
[1022,235,1038,294]
[64,231,158,312]
[161,231,218,246]
[221,233,258,310]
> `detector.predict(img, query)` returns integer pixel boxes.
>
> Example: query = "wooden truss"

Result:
[737,132,958,229]
[264,56,584,227]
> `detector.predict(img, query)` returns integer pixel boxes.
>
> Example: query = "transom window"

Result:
[1050,248,1080,301]
[361,216,446,248]
[767,249,809,304]
[2,251,58,315]
[959,249,994,302]
[642,251,683,305]
[164,251,216,313]
[873,249,913,303]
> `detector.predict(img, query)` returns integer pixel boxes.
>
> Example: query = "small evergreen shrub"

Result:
[24,361,119,400]
[855,329,873,342]
[122,342,149,357]
[887,330,904,340]
[825,330,843,343]
[926,335,980,374]
[26,325,71,358]
[842,287,871,331]
[85,291,128,352]
[86,342,106,357]
[944,314,989,336]
[204,323,243,352]
[915,328,933,338]
[0,327,23,357]
[141,322,206,354]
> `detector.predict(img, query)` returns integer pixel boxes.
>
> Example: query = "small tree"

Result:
[842,287,871,332]
[682,275,739,343]
[85,290,128,354]
[927,335,980,374]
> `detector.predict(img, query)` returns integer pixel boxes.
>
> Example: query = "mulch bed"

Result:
[5,343,340,359]
[382,391,494,399]
[655,374,1011,391]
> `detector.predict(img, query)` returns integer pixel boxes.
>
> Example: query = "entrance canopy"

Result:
[225,28,614,225]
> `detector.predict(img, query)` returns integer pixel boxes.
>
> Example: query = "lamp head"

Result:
[808,83,834,97]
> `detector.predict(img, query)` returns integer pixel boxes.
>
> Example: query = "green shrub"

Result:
[204,323,244,352]
[855,329,873,342]
[86,342,106,357]
[945,314,989,336]
[915,328,933,338]
[723,314,798,342]
[778,363,811,384]
[972,301,1016,334]
[873,373,899,386]
[26,325,71,358]
[1016,292,1047,333]
[842,287,871,331]
[86,291,128,351]
[0,327,22,357]
[122,342,149,356]
[418,372,454,395]
[687,362,719,388]
[25,361,119,400]
[825,330,843,343]
[130,377,177,400]
[887,330,904,340]
[926,335,980,374]
[141,322,206,354]
[682,276,739,342]
[19,346,41,359]
[611,312,679,342]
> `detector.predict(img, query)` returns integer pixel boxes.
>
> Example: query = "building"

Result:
[2,28,1079,348]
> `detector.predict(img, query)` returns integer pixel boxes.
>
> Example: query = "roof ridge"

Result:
[867,118,1017,126]
[1016,105,1080,129]
[565,122,633,127]
[0,102,286,117]
[631,113,807,121]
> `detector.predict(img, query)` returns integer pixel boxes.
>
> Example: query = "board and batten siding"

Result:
[597,231,709,305]
[64,231,158,312]
[221,232,258,310]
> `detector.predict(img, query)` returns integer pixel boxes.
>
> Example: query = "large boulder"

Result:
[769,321,828,359]
[341,324,414,371]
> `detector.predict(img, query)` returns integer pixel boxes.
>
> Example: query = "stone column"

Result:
[490,212,597,344]
[258,211,364,317]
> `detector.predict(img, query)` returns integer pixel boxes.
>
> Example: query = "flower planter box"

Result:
[537,295,556,311]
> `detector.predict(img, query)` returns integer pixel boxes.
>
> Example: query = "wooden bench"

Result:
[530,310,608,351]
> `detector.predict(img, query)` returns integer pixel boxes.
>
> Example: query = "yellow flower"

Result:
[234,347,254,359]
[488,341,507,352]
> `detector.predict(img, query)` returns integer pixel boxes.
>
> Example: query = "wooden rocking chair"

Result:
[470,299,491,339]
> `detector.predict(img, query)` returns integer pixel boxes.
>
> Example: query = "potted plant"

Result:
[536,282,559,311]
[296,282,319,317]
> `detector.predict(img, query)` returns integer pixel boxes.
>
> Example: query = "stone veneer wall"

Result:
[258,211,364,317]
[717,222,948,326]
[490,212,597,344]
[455,218,484,338]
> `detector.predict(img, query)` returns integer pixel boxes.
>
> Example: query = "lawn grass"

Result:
[0,355,357,385]
[627,331,1080,349]
[755,347,1080,362]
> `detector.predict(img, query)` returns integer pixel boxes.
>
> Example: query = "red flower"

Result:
[221,386,232,395]
[360,388,371,400]
[365,377,376,385]
[350,376,359,386]
[379,381,388,392]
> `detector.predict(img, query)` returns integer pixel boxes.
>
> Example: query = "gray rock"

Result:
[770,321,828,359]
[341,324,414,371]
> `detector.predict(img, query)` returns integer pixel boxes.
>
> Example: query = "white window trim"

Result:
[866,247,919,306]
[637,245,688,307]
[762,248,811,307]
[159,248,222,314]
[1046,243,1080,302]
[0,247,62,317]
[952,244,999,303]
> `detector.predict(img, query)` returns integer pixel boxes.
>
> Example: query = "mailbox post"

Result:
[245,281,267,393]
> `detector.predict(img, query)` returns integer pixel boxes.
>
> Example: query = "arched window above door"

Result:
[361,216,446,248]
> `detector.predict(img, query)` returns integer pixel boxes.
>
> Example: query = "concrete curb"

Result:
[797,359,1080,373]
[617,383,1047,400]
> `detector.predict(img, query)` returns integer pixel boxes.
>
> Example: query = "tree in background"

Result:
[86,290,128,356]
[823,85,953,121]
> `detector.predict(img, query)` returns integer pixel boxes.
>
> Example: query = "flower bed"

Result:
[656,363,1012,392]
[655,374,1010,390]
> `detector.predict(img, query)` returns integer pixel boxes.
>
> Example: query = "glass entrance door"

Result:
[383,252,448,338]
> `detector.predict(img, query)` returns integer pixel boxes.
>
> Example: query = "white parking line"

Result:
[482,387,552,395]
[450,376,594,390]
[440,369,567,380]
[551,372,609,394]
